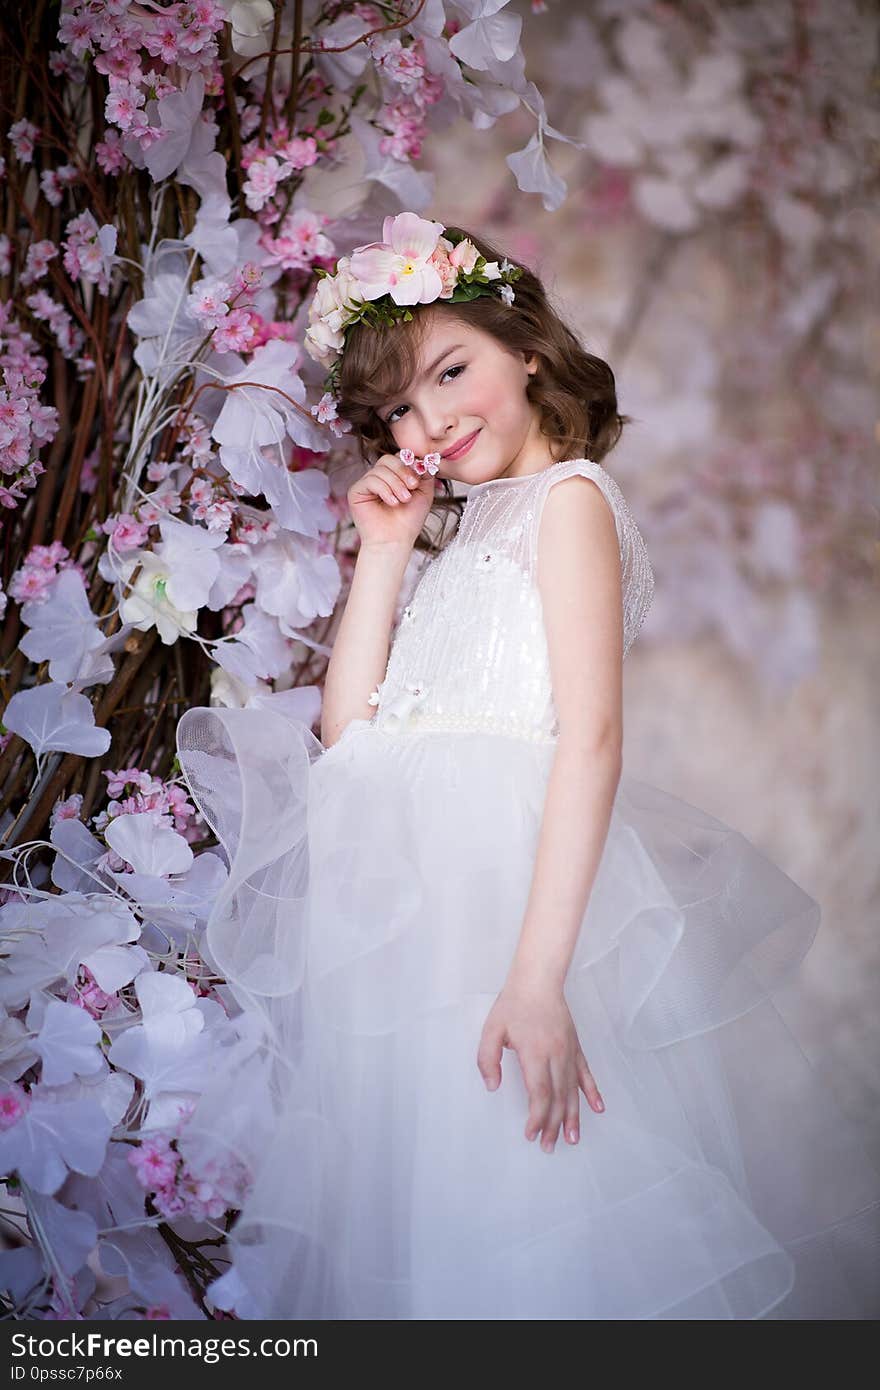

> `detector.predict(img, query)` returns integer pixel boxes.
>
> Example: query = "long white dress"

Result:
[176,457,880,1320]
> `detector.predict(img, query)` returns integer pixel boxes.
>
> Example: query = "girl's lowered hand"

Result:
[347,453,437,550]
[476,977,605,1152]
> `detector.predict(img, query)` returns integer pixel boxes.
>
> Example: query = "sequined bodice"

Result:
[369,458,654,742]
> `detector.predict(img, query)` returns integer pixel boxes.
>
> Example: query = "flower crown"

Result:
[304,212,523,403]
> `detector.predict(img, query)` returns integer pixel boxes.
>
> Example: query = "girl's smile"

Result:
[442,428,481,460]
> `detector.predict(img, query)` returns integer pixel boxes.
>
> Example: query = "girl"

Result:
[177,214,880,1321]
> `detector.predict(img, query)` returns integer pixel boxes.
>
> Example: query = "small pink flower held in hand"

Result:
[398,447,441,477]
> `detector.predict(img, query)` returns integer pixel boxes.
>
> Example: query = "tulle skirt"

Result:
[176,699,880,1320]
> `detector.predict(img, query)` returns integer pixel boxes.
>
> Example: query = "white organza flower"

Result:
[18,568,107,684]
[2,682,111,763]
[103,813,194,878]
[31,999,104,1088]
[0,1089,113,1195]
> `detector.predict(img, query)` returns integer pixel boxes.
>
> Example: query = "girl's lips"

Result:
[443,429,480,460]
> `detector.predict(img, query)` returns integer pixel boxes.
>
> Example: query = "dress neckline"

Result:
[464,456,599,496]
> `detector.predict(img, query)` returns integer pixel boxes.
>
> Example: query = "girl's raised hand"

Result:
[476,978,605,1151]
[347,452,438,550]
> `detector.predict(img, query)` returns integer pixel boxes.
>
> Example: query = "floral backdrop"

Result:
[0,0,876,1320]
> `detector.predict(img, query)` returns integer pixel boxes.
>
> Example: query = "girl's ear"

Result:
[523,351,539,376]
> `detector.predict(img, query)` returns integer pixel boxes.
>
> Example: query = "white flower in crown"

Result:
[304,212,523,399]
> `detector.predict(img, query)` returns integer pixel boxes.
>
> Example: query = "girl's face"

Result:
[376,313,557,486]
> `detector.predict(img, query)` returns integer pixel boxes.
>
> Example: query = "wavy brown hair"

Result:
[334,224,630,550]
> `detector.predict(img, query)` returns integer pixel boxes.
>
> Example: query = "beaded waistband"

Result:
[376,708,557,744]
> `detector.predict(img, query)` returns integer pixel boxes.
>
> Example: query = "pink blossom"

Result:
[49,48,86,81]
[93,764,197,838]
[62,210,117,295]
[178,418,215,464]
[39,171,65,207]
[130,1130,253,1223]
[230,261,263,295]
[202,498,235,533]
[8,539,71,599]
[233,520,263,547]
[103,512,151,552]
[212,308,258,354]
[129,1138,178,1189]
[0,393,29,442]
[25,291,85,360]
[368,35,425,96]
[143,21,180,65]
[189,479,213,506]
[57,10,95,59]
[51,792,83,826]
[105,79,145,132]
[261,207,334,272]
[378,98,426,162]
[278,135,319,170]
[103,766,162,799]
[21,240,59,286]
[242,155,293,212]
[188,277,231,329]
[80,448,99,492]
[430,245,458,296]
[188,481,237,534]
[68,965,121,1021]
[26,539,69,572]
[29,402,59,443]
[95,129,130,175]
[311,391,343,425]
[8,119,39,164]
[246,314,295,350]
[138,489,182,522]
[0,1083,29,1130]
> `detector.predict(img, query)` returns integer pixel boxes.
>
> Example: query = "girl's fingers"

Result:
[564,1085,580,1144]
[523,1064,552,1143]
[521,1051,604,1149]
[541,1055,568,1152]
[577,1052,604,1113]
[373,465,414,502]
[374,481,400,506]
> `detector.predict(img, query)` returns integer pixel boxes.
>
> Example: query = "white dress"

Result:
[176,457,880,1320]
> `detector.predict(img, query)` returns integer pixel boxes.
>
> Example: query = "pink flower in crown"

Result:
[430,245,458,298]
[449,238,479,275]
[349,212,450,307]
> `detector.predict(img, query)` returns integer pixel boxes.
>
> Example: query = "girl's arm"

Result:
[477,473,622,1148]
[505,473,624,989]
[320,453,434,749]
[320,538,413,748]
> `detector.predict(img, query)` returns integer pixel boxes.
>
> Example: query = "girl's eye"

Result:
[385,364,466,426]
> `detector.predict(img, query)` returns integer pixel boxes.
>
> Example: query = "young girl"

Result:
[177,214,880,1321]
